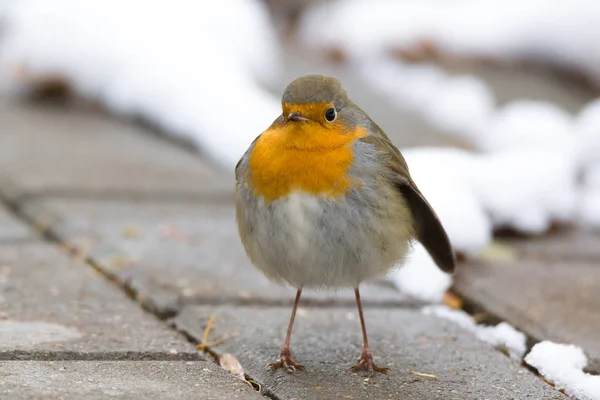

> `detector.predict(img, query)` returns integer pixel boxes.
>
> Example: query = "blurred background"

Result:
[1,0,600,300]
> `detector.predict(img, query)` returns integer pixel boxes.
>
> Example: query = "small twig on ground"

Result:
[196,315,216,351]
[203,333,239,348]
[410,371,440,380]
[198,316,254,389]
[195,315,238,351]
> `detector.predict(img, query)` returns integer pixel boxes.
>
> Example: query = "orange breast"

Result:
[247,121,367,202]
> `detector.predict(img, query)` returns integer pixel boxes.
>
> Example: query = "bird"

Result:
[234,75,455,374]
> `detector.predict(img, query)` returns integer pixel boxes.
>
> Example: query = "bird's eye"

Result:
[325,107,337,122]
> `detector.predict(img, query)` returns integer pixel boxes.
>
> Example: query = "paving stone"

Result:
[18,197,412,318]
[498,228,600,264]
[0,242,199,359]
[0,100,231,199]
[173,305,562,400]
[0,204,35,242]
[0,360,263,400]
[454,259,600,373]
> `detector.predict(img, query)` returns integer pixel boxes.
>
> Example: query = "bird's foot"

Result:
[351,350,389,374]
[267,348,305,373]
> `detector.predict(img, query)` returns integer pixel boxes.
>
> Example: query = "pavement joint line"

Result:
[0,237,42,245]
[7,189,235,205]
[0,351,202,362]
[167,317,273,398]
[179,296,427,309]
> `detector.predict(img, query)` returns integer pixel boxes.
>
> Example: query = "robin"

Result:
[235,75,455,374]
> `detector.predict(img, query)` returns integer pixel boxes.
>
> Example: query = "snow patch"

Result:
[578,189,600,230]
[525,341,600,400]
[479,101,574,153]
[468,148,578,233]
[299,0,600,86]
[0,0,282,168]
[402,148,492,255]
[422,305,527,360]
[357,60,495,144]
[575,98,600,169]
[388,243,452,303]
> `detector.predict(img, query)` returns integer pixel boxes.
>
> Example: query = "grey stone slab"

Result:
[174,305,561,400]
[0,361,263,400]
[454,259,600,374]
[498,228,600,264]
[20,197,412,318]
[0,204,35,242]
[0,242,198,359]
[0,100,231,199]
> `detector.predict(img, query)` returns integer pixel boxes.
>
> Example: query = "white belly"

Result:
[237,191,413,288]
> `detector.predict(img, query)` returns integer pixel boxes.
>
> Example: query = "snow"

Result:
[583,165,600,190]
[525,341,600,400]
[480,101,574,153]
[575,99,600,169]
[469,148,579,233]
[388,243,451,303]
[0,0,282,168]
[578,189,600,230]
[402,148,492,255]
[357,60,495,143]
[422,305,527,360]
[424,75,495,140]
[359,59,578,153]
[573,101,600,230]
[299,0,600,86]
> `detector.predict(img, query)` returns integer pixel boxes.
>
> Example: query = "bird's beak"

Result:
[287,112,309,123]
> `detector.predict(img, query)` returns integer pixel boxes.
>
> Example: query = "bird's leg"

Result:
[268,288,305,372]
[351,287,390,374]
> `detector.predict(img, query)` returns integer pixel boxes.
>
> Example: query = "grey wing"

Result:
[359,133,456,274]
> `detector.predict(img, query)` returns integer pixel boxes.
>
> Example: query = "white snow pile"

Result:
[357,59,581,155]
[576,100,600,230]
[422,305,527,360]
[0,0,282,168]
[299,0,600,86]
[390,243,452,303]
[525,341,600,400]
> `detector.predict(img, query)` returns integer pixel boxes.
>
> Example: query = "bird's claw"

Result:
[267,348,305,373]
[351,350,389,374]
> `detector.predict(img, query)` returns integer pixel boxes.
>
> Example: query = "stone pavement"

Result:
[455,231,600,375]
[0,89,582,399]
